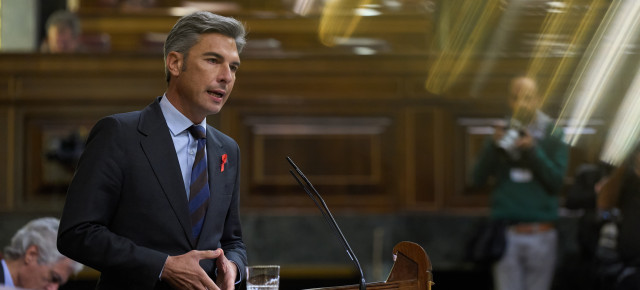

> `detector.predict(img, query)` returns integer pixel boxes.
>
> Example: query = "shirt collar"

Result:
[527,110,551,140]
[159,94,207,136]
[1,259,14,287]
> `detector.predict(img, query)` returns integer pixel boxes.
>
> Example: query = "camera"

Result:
[496,120,524,160]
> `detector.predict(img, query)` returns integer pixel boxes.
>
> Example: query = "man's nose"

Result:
[217,65,233,83]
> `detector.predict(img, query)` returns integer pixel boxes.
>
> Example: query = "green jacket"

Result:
[472,118,569,222]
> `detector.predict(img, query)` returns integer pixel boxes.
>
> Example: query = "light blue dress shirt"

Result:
[1,259,14,287]
[157,95,240,283]
[159,95,207,200]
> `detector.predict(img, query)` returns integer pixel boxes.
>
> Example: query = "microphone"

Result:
[287,156,366,290]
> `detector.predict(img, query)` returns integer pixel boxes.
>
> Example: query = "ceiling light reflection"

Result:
[318,0,373,47]
[293,0,316,16]
[354,8,381,16]
[353,46,376,55]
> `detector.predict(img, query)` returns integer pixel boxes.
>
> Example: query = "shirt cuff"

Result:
[214,260,242,284]
[159,255,169,280]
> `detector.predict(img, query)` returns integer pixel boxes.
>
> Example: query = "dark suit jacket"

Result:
[58,97,247,289]
[0,261,5,284]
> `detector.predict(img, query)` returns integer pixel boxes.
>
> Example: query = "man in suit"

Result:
[2,217,83,289]
[57,11,247,290]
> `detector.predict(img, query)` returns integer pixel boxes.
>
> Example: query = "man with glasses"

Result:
[1,217,83,290]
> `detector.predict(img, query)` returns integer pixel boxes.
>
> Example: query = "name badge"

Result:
[510,168,532,183]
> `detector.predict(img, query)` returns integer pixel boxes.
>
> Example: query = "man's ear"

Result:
[24,245,39,265]
[167,51,184,79]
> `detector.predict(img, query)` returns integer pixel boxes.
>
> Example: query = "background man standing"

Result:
[57,11,247,290]
[472,76,569,290]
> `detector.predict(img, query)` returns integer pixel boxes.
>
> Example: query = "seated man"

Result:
[1,217,83,289]
[40,10,83,53]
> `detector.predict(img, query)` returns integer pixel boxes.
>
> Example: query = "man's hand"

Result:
[162,249,223,290]
[492,124,506,144]
[515,129,535,149]
[215,250,238,290]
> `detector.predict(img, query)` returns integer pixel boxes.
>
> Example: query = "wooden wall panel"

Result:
[0,77,12,100]
[233,75,401,100]
[0,108,13,210]
[23,115,95,208]
[238,112,400,210]
[0,53,602,212]
[404,108,438,209]
[17,76,165,101]
[78,13,433,54]
[239,56,430,74]
[14,105,142,210]
[0,55,162,76]
[446,115,501,208]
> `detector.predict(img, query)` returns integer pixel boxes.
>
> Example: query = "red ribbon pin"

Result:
[221,154,227,172]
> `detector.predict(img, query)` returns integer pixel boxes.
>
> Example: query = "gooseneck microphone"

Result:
[287,156,366,290]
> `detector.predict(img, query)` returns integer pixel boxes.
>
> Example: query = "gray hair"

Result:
[163,11,247,83]
[46,10,82,37]
[3,217,83,274]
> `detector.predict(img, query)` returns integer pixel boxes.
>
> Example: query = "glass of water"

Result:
[246,265,280,290]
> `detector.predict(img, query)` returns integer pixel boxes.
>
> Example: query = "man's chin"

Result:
[206,108,223,116]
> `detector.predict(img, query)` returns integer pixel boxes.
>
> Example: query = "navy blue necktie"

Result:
[188,125,210,241]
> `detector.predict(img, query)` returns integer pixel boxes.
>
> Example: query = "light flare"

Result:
[425,0,502,95]
[555,0,640,151]
[318,0,373,47]
[600,68,640,165]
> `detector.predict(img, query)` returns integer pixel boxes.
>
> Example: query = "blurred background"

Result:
[2,0,640,289]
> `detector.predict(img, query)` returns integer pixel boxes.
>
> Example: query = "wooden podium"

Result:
[305,241,434,290]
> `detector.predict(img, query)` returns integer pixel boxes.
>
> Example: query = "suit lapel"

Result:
[0,260,5,284]
[138,98,195,247]
[197,126,225,248]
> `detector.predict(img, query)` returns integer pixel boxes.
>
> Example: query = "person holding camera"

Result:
[472,76,569,290]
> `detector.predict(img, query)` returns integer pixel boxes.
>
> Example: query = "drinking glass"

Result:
[246,265,280,290]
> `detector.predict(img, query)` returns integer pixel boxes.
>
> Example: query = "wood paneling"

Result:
[236,109,402,210]
[18,76,164,101]
[77,12,434,54]
[0,107,12,210]
[0,52,600,212]
[447,113,504,208]
[406,108,438,209]
[232,75,402,101]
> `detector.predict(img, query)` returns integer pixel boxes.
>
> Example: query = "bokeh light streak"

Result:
[525,0,604,109]
[536,0,605,106]
[555,0,640,148]
[600,69,640,165]
[470,0,528,97]
[426,0,502,95]
[293,0,316,16]
[318,0,373,47]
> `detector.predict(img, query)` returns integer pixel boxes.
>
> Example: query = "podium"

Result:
[305,241,434,290]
